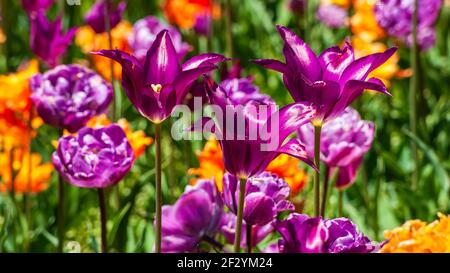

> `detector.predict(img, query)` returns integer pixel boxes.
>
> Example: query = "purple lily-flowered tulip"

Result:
[129,16,191,63]
[200,79,316,178]
[93,30,226,124]
[221,212,274,248]
[219,77,274,105]
[193,13,211,36]
[85,0,126,33]
[222,172,294,226]
[317,4,348,28]
[298,107,375,189]
[161,179,222,253]
[21,0,53,15]
[30,64,113,133]
[276,213,378,253]
[374,0,443,50]
[52,124,134,188]
[29,11,77,68]
[253,25,396,124]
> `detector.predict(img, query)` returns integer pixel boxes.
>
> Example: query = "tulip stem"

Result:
[409,0,419,190]
[97,188,108,253]
[313,124,322,217]
[320,166,330,217]
[105,0,117,121]
[57,168,65,252]
[338,190,343,217]
[234,177,246,253]
[246,224,252,253]
[154,123,162,253]
[57,129,65,253]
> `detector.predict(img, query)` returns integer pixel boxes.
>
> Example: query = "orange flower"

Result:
[266,154,308,196]
[189,139,308,194]
[75,21,132,81]
[351,37,399,87]
[381,213,450,253]
[350,0,385,43]
[188,138,224,190]
[0,151,53,193]
[163,0,220,30]
[0,59,39,113]
[0,27,5,44]
[86,114,153,158]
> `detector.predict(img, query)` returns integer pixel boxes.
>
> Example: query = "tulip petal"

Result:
[334,158,363,190]
[318,42,354,82]
[251,59,290,74]
[244,192,277,226]
[143,30,181,86]
[182,53,228,70]
[276,25,321,81]
[276,138,317,171]
[173,64,218,104]
[339,47,397,86]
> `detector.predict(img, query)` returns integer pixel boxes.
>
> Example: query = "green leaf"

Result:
[107,203,131,244]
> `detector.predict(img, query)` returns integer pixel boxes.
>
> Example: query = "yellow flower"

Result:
[381,213,450,253]
[75,21,132,81]
[189,139,308,194]
[0,151,53,193]
[86,114,153,158]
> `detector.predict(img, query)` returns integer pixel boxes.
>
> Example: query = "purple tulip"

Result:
[298,107,374,189]
[276,213,378,253]
[129,16,191,63]
[85,0,126,33]
[219,77,274,105]
[222,172,294,226]
[200,79,316,178]
[374,0,442,50]
[29,11,77,68]
[52,124,134,188]
[30,64,113,133]
[161,179,222,253]
[220,212,274,248]
[93,30,226,124]
[317,4,348,28]
[253,25,396,124]
[21,0,53,15]
[193,13,211,36]
[288,0,306,15]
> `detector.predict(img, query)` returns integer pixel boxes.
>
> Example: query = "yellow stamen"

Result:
[151,84,162,93]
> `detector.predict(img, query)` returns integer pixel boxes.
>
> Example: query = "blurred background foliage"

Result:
[0,0,449,252]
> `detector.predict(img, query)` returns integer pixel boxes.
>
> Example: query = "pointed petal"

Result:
[277,138,317,171]
[339,47,397,86]
[252,59,289,74]
[143,30,180,86]
[318,42,354,82]
[182,53,228,70]
[276,25,321,81]
[327,78,389,120]
[173,64,218,104]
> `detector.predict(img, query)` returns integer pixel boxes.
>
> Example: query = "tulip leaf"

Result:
[108,203,131,245]
[402,127,450,210]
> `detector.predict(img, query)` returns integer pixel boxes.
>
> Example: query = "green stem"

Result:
[105,0,117,121]
[313,124,322,217]
[224,0,233,57]
[98,188,108,253]
[338,190,343,217]
[57,130,65,253]
[409,0,419,190]
[246,224,252,253]
[233,177,247,253]
[154,123,162,253]
[320,166,330,217]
